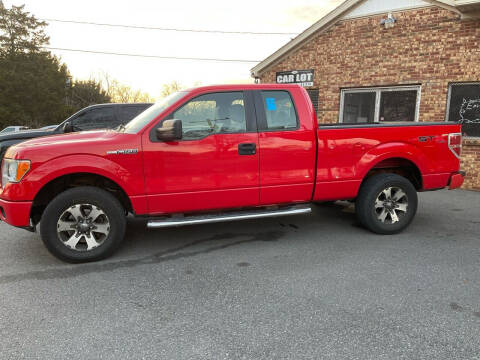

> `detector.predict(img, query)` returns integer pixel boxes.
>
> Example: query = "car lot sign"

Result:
[276,70,314,87]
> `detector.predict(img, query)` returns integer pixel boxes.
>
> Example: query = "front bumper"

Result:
[0,198,32,227]
[449,171,466,190]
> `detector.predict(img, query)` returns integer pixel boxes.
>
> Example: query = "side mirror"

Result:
[156,119,182,141]
[62,121,73,133]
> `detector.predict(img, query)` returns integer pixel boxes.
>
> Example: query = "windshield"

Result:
[0,127,14,133]
[123,91,187,133]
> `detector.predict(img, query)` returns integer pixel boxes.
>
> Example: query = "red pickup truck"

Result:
[0,84,464,262]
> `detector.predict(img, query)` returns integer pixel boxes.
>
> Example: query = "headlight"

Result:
[1,159,30,185]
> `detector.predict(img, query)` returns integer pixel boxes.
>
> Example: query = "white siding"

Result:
[343,0,431,19]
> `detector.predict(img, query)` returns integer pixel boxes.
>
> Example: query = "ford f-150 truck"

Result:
[0,84,465,262]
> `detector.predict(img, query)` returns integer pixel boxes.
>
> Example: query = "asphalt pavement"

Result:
[0,189,479,359]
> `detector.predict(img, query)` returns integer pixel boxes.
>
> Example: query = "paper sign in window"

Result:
[265,98,277,111]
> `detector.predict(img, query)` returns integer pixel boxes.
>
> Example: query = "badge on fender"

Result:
[106,149,138,155]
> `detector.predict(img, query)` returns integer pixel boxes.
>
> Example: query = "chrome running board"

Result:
[147,205,311,229]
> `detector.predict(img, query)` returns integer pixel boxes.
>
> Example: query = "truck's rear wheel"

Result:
[356,174,417,234]
[40,186,126,263]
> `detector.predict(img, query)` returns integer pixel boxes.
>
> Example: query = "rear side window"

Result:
[260,91,298,130]
[118,105,150,124]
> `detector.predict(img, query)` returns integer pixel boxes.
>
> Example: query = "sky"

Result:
[4,0,343,98]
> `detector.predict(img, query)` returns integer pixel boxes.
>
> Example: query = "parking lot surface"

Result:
[0,189,479,359]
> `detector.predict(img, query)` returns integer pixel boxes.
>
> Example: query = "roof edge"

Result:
[422,0,462,14]
[251,0,476,77]
[250,0,364,77]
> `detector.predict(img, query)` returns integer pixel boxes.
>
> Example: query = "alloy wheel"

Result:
[56,204,110,251]
[374,186,408,224]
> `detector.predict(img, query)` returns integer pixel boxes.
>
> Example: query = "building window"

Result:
[446,82,480,137]
[339,86,421,124]
[343,92,376,123]
[307,89,319,114]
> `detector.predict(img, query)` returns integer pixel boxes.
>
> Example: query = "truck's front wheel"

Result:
[356,174,418,235]
[40,186,126,263]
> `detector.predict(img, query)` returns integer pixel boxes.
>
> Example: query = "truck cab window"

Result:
[72,107,116,130]
[260,91,298,130]
[172,92,246,140]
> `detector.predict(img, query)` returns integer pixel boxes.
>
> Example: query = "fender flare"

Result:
[357,142,427,180]
[27,154,135,199]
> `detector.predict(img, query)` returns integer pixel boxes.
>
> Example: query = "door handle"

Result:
[238,143,256,155]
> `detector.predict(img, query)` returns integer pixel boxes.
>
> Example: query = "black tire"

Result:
[40,186,126,263]
[356,174,418,235]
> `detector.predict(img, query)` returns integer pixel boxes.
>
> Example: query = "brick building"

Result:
[252,0,480,190]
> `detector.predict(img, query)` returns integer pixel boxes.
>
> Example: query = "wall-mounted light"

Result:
[380,13,396,29]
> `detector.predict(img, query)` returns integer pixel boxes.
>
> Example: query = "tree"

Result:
[161,81,184,98]
[0,5,108,129]
[0,53,72,128]
[0,5,69,128]
[97,72,154,103]
[0,4,48,56]
[107,79,154,103]
[68,79,111,110]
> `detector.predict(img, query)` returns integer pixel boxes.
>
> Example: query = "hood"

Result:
[0,128,58,142]
[7,130,128,162]
[7,129,138,163]
[14,130,119,149]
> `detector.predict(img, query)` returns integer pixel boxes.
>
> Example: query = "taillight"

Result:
[448,132,462,159]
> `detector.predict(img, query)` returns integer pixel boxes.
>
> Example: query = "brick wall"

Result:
[258,6,480,190]
[462,138,480,190]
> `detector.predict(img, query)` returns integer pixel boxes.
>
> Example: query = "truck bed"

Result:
[314,122,461,201]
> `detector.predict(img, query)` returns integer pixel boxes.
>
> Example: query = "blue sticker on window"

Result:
[265,97,277,111]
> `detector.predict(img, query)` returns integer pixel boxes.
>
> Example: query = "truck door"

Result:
[142,91,260,215]
[254,90,317,205]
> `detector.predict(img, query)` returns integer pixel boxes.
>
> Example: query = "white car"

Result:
[39,125,59,131]
[0,126,29,134]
